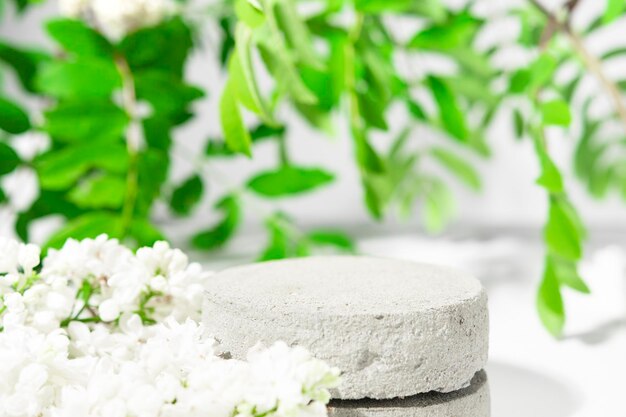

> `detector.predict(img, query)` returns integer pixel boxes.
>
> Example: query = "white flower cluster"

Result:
[0,235,340,417]
[58,0,178,39]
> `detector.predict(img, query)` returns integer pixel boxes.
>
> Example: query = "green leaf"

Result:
[529,54,557,89]
[192,194,241,250]
[308,230,356,252]
[550,255,590,294]
[357,91,388,130]
[426,76,468,142]
[535,146,564,193]
[44,99,129,143]
[0,97,30,134]
[45,212,122,249]
[134,70,203,121]
[129,218,164,247]
[603,0,624,23]
[422,178,455,233]
[135,149,168,217]
[0,142,20,175]
[247,166,334,197]
[273,0,324,70]
[229,24,273,123]
[15,190,83,241]
[537,257,565,337]
[408,14,479,50]
[257,37,317,105]
[513,109,524,139]
[36,143,128,190]
[544,197,582,260]
[353,129,385,174]
[220,80,252,156]
[36,59,121,99]
[67,174,126,209]
[540,99,571,126]
[235,0,265,28]
[119,17,193,76]
[430,147,481,190]
[46,19,113,58]
[170,174,203,216]
[258,212,307,260]
[0,41,49,92]
[355,0,446,19]
[509,69,531,94]
[407,99,427,121]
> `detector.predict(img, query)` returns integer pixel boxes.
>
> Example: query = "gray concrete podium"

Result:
[203,256,490,414]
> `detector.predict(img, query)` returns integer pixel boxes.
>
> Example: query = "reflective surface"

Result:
[488,362,582,417]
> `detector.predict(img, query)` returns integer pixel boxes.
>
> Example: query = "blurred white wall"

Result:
[2,0,626,239]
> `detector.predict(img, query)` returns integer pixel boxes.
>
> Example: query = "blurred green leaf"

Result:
[229,24,273,122]
[0,41,48,92]
[550,255,590,294]
[46,19,113,57]
[422,178,455,233]
[0,142,20,175]
[537,257,565,337]
[16,190,83,241]
[0,96,30,134]
[134,70,203,121]
[603,0,624,23]
[257,37,317,105]
[36,59,121,99]
[220,80,252,156]
[426,76,468,142]
[535,145,564,193]
[247,166,334,197]
[529,54,557,89]
[513,109,525,139]
[192,194,241,250]
[355,0,446,19]
[408,13,479,50]
[135,149,168,217]
[540,99,571,126]
[67,174,126,209]
[430,147,481,190]
[308,230,356,252]
[258,212,308,260]
[36,143,128,190]
[129,218,164,247]
[120,17,193,76]
[274,0,324,70]
[170,174,203,216]
[509,69,531,93]
[545,197,582,260]
[235,0,265,28]
[44,99,128,143]
[45,212,121,249]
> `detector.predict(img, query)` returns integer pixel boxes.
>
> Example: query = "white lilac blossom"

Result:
[0,235,340,417]
[58,0,178,39]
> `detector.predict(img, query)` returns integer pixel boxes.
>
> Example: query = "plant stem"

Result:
[564,29,626,130]
[528,0,626,134]
[115,53,141,237]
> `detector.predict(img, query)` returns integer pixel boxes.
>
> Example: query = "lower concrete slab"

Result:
[327,371,489,417]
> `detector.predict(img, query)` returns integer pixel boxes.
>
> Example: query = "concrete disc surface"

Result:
[203,256,488,399]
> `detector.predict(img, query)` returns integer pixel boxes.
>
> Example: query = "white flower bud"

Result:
[99,299,120,322]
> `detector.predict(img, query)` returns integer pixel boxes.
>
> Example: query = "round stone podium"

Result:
[203,256,488,400]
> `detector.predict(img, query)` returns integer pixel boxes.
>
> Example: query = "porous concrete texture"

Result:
[328,371,490,417]
[203,256,488,399]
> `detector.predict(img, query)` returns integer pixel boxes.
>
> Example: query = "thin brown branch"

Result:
[528,0,626,135]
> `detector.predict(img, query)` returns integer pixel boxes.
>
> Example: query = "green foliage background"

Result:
[1,0,626,336]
